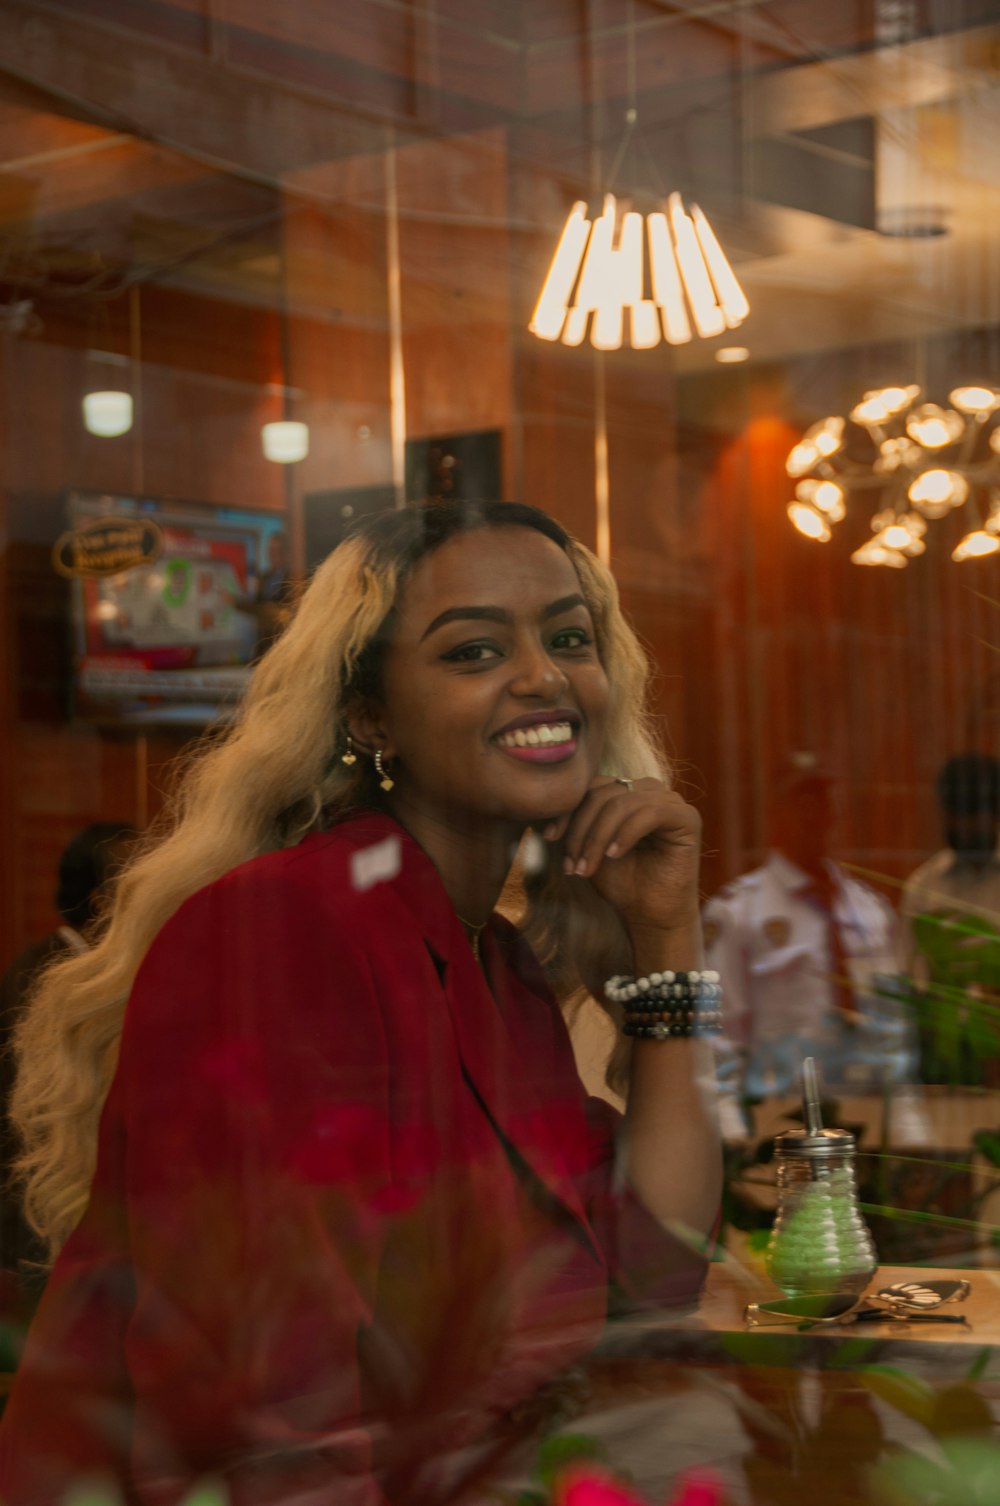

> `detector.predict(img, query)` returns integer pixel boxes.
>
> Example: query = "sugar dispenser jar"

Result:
[764,1058,878,1298]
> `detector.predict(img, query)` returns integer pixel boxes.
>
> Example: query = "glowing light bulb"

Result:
[787,501,832,542]
[796,479,846,522]
[949,386,1000,416]
[82,390,133,437]
[873,515,926,555]
[593,208,642,351]
[953,530,1000,562]
[786,441,820,478]
[261,420,310,463]
[851,540,908,568]
[908,469,968,509]
[906,404,964,448]
[850,385,919,426]
[803,416,845,459]
[571,196,618,349]
[647,211,692,345]
[668,193,725,339]
[875,436,922,474]
[528,202,590,341]
[690,204,750,328]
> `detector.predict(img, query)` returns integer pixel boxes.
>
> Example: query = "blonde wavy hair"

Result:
[14,500,668,1258]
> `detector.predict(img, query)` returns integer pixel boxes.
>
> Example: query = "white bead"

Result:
[664,971,675,983]
[650,972,663,986]
[689,970,701,983]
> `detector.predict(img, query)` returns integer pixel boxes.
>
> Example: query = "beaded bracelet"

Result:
[606,969,724,1039]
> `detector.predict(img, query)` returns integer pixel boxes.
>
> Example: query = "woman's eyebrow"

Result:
[420,605,509,641]
[420,594,587,642]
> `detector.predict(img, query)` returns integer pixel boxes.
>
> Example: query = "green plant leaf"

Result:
[826,1335,878,1369]
[939,1438,1000,1503]
[929,1383,994,1438]
[535,1434,605,1489]
[972,1130,1000,1167]
[860,1365,935,1427]
[867,1450,954,1506]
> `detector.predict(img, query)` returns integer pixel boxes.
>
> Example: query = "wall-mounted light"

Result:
[82,390,133,438]
[261,419,309,464]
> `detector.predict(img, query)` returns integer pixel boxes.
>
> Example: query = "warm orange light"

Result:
[953,530,1000,562]
[690,204,750,327]
[796,479,846,522]
[906,404,964,448]
[851,540,908,568]
[528,202,590,341]
[950,386,1000,416]
[787,501,832,541]
[908,469,969,509]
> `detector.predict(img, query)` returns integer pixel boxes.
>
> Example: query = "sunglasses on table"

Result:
[744,1279,972,1329]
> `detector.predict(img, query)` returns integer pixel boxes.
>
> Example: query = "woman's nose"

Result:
[509,644,568,697]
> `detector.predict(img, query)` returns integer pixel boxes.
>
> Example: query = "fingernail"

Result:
[606,842,620,858]
[563,856,575,876]
[575,858,589,876]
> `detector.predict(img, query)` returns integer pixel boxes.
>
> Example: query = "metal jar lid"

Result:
[773,1126,856,1157]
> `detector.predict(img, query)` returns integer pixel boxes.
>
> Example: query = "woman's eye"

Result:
[551,628,593,651]
[442,641,502,664]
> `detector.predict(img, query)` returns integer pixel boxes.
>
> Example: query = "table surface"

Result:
[594,1263,1000,1377]
[699,1261,1000,1344]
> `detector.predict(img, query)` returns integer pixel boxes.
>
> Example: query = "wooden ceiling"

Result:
[1,0,999,370]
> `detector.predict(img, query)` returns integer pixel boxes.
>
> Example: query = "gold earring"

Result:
[341,734,357,767]
[374,749,395,792]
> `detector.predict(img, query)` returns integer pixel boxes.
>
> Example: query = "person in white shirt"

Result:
[900,752,1000,1085]
[704,759,914,1139]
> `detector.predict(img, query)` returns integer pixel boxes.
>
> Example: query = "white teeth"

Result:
[497,720,575,749]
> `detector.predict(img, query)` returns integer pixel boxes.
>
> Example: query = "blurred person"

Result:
[704,756,913,1141]
[900,752,1000,1084]
[0,823,136,1276]
[0,501,721,1506]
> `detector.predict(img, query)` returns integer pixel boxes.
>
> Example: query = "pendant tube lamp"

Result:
[529,192,748,352]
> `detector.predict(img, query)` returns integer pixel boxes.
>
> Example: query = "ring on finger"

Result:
[612,776,634,792]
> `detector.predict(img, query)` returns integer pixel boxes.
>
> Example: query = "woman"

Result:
[1,501,721,1506]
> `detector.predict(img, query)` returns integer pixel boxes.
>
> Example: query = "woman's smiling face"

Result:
[370,525,610,831]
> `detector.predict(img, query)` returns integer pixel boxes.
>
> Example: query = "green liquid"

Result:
[766,1171,876,1297]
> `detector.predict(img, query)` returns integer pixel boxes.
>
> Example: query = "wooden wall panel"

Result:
[397,131,514,459]
[0,278,290,955]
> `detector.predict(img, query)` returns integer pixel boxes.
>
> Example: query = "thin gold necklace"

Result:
[455,912,488,962]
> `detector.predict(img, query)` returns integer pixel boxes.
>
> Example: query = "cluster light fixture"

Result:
[785,384,1000,565]
[529,192,749,352]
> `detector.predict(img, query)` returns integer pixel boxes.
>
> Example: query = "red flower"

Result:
[554,1465,650,1506]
